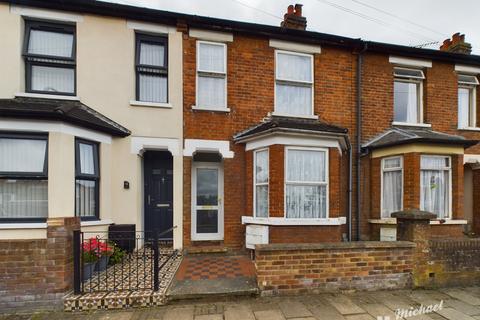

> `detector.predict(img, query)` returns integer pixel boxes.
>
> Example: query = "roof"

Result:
[234,116,348,142]
[3,0,480,66]
[0,97,131,137]
[362,126,478,151]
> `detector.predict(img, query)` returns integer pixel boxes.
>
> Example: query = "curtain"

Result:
[458,87,470,128]
[28,29,73,58]
[255,150,268,183]
[255,150,268,217]
[140,42,165,67]
[79,143,95,175]
[0,180,48,218]
[394,81,418,123]
[255,185,268,218]
[286,150,327,218]
[197,75,226,108]
[275,84,312,115]
[420,157,450,218]
[382,171,402,217]
[276,52,312,82]
[0,138,46,173]
[139,74,167,103]
[31,65,75,94]
[198,42,225,72]
[75,180,96,217]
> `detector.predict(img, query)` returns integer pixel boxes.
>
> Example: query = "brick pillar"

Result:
[452,154,464,219]
[473,169,480,234]
[403,153,420,210]
[46,217,80,299]
[392,209,435,287]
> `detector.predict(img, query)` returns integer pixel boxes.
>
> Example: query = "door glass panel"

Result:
[197,209,218,233]
[196,168,218,206]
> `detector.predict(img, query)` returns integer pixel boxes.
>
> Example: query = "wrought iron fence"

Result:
[73,227,176,294]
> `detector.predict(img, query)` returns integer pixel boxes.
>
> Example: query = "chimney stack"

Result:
[440,33,472,55]
[281,4,307,30]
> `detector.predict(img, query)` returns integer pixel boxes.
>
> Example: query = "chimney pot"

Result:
[280,3,307,30]
[440,32,472,55]
[294,4,303,16]
[287,5,294,15]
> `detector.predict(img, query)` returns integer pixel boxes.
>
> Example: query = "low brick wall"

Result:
[0,217,79,312]
[255,241,415,295]
[427,238,480,287]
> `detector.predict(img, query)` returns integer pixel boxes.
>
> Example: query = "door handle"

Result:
[156,203,170,208]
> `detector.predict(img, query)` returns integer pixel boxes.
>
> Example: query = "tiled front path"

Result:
[4,287,480,319]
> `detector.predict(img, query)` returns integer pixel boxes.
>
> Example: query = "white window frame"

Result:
[457,74,478,129]
[420,155,452,219]
[380,156,403,218]
[274,50,314,117]
[284,146,329,219]
[253,148,269,218]
[393,67,425,125]
[194,40,228,111]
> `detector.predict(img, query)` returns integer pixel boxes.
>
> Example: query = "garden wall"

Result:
[255,241,415,296]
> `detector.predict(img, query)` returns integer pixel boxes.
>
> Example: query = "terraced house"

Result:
[1,0,480,311]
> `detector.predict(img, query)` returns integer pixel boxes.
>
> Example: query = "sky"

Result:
[107,0,480,54]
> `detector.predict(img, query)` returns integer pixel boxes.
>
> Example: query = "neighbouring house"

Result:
[0,0,480,310]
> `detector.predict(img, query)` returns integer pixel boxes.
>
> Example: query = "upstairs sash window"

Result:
[0,134,48,221]
[393,67,425,124]
[24,20,76,95]
[458,74,478,128]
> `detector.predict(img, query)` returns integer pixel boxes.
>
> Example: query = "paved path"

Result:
[3,287,480,319]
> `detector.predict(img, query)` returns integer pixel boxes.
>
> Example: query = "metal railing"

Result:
[73,227,176,294]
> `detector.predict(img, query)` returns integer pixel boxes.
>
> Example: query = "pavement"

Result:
[3,286,480,319]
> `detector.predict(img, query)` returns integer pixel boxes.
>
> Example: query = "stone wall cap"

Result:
[255,241,416,252]
[391,209,436,220]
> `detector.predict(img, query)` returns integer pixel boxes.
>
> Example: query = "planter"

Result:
[95,256,109,272]
[83,262,96,281]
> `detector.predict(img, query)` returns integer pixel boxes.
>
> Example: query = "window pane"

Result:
[139,42,165,67]
[197,75,226,108]
[255,185,268,218]
[286,185,327,218]
[0,138,46,173]
[196,168,218,206]
[196,209,218,233]
[255,150,268,183]
[0,180,47,219]
[458,74,478,85]
[31,65,74,94]
[420,170,449,218]
[458,87,471,128]
[139,74,167,103]
[79,143,95,175]
[28,29,73,58]
[393,68,424,79]
[382,170,402,217]
[275,83,312,115]
[198,42,225,73]
[394,81,419,123]
[383,157,401,169]
[287,150,326,182]
[421,156,449,169]
[75,180,97,217]
[276,53,312,82]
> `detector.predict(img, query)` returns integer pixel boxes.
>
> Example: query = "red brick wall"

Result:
[474,169,480,234]
[269,225,343,243]
[255,241,414,295]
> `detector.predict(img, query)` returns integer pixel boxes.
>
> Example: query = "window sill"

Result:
[191,105,231,112]
[392,122,432,128]
[458,127,480,132]
[241,216,346,226]
[369,218,468,225]
[15,92,80,101]
[270,112,318,120]
[0,222,47,229]
[130,100,172,108]
[81,219,114,227]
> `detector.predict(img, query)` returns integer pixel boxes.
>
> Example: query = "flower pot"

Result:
[95,256,109,272]
[83,262,96,281]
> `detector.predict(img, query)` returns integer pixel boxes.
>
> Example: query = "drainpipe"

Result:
[346,136,353,241]
[356,42,368,241]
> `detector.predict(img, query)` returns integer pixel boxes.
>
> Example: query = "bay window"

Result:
[254,149,269,218]
[393,67,424,124]
[381,156,403,218]
[196,41,227,110]
[420,155,451,219]
[275,51,313,116]
[0,134,48,221]
[75,139,99,220]
[24,20,76,95]
[285,148,328,219]
[458,74,478,128]
[135,33,168,103]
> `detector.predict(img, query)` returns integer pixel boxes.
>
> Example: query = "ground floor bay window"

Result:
[420,155,451,219]
[0,133,48,222]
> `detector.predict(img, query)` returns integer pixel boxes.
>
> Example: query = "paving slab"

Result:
[323,294,366,315]
[443,289,480,306]
[445,298,480,316]
[163,307,194,320]
[344,315,374,320]
[253,310,286,320]
[278,300,313,319]
[194,315,223,320]
[435,307,477,320]
[224,305,255,320]
[308,296,345,320]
